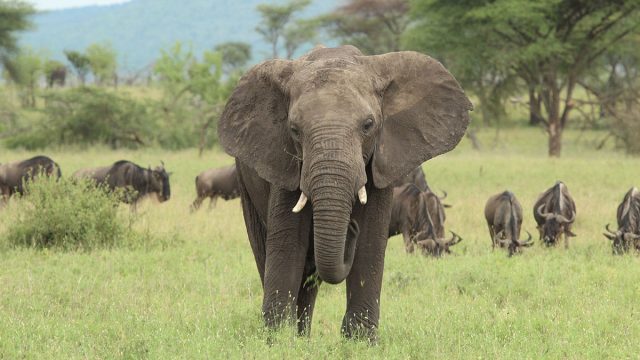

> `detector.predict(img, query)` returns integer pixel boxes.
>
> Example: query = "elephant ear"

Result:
[218,60,301,191]
[359,52,472,189]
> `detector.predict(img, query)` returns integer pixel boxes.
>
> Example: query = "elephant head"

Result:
[219,46,472,284]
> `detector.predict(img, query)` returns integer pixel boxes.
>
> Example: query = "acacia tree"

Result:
[410,0,640,157]
[64,50,91,86]
[256,0,312,58]
[319,0,410,54]
[0,1,34,76]
[154,42,237,153]
[86,42,117,86]
[214,41,251,74]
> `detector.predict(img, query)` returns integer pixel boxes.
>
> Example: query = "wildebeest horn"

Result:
[517,231,534,247]
[605,223,619,235]
[292,192,308,213]
[447,231,462,246]
[160,160,165,168]
[537,204,555,220]
[557,211,575,223]
[438,190,447,200]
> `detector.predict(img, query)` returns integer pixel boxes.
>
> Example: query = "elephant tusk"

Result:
[358,186,367,205]
[292,192,308,213]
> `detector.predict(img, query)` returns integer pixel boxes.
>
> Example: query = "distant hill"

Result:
[20,0,339,72]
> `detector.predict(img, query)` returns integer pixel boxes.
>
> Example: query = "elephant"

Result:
[218,45,472,341]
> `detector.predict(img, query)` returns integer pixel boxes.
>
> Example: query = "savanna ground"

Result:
[1,127,639,359]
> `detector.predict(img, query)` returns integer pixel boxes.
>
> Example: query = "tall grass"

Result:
[0,128,639,358]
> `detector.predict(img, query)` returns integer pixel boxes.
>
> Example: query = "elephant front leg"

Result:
[262,188,312,330]
[342,187,392,342]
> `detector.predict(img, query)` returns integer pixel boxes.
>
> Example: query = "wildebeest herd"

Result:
[0,155,636,257]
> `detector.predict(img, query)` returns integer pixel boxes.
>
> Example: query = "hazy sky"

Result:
[30,0,130,10]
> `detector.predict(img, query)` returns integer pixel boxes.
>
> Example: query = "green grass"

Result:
[1,127,639,358]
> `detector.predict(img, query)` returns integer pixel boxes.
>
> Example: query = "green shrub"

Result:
[0,176,146,250]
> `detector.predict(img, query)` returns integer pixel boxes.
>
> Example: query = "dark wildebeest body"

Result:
[484,191,533,256]
[191,164,240,211]
[105,161,171,205]
[388,183,461,256]
[72,166,111,184]
[604,187,640,254]
[392,166,430,192]
[533,181,576,248]
[0,156,61,201]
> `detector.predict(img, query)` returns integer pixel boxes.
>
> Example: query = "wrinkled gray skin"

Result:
[0,156,61,204]
[218,45,471,340]
[72,166,110,184]
[603,187,640,254]
[484,191,533,256]
[190,164,240,212]
[405,186,462,257]
[392,166,430,192]
[388,183,459,255]
[533,181,577,248]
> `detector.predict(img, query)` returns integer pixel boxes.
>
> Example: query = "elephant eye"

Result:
[362,118,374,134]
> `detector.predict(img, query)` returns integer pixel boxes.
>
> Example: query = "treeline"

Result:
[1,0,640,156]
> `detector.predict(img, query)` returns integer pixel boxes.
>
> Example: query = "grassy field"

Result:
[1,127,639,359]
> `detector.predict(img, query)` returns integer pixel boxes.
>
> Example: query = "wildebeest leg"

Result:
[489,225,496,250]
[402,229,414,253]
[190,196,204,212]
[208,195,218,210]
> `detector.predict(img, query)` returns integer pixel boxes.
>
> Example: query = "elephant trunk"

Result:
[310,177,359,285]
[300,126,366,284]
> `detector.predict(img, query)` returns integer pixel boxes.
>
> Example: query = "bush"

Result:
[0,176,146,250]
[4,87,154,150]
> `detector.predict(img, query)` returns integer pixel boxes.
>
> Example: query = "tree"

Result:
[44,60,67,88]
[64,50,91,86]
[256,0,311,58]
[0,1,34,75]
[214,41,252,74]
[6,47,42,108]
[410,0,640,157]
[319,0,410,54]
[283,19,318,59]
[154,42,237,152]
[86,42,117,86]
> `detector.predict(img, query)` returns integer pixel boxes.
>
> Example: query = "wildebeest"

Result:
[389,183,461,256]
[533,181,576,248]
[603,187,640,254]
[0,156,61,201]
[484,191,533,256]
[72,166,110,184]
[392,166,430,192]
[190,164,240,212]
[74,160,170,206]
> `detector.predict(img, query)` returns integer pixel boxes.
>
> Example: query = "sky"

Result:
[29,0,130,10]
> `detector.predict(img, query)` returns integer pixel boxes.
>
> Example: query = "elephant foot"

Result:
[341,311,378,344]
